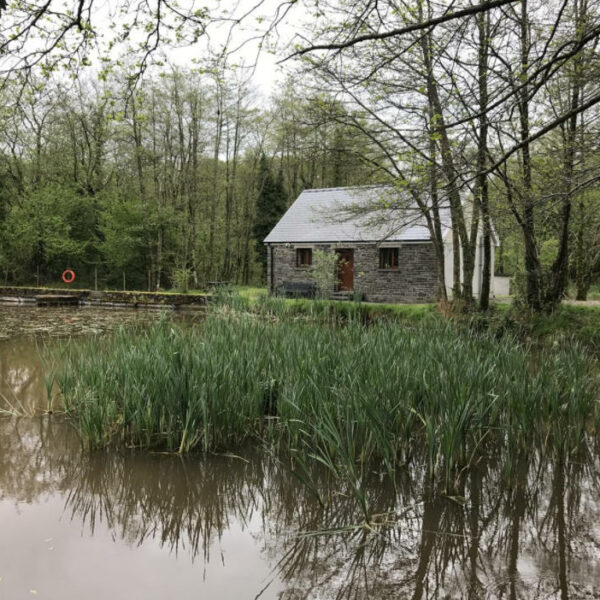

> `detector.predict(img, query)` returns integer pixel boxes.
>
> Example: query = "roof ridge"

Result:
[302,184,393,193]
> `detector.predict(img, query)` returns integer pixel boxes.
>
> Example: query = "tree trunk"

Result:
[428,102,447,303]
[208,78,223,282]
[545,0,585,307]
[420,6,475,303]
[477,9,492,310]
[131,95,151,290]
[518,0,543,310]
[574,197,590,300]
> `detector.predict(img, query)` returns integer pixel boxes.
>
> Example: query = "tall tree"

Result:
[252,155,287,276]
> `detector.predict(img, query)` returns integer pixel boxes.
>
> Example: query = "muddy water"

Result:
[1,305,600,599]
[0,305,201,415]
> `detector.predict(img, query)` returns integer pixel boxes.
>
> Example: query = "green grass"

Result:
[231,285,267,300]
[470,303,600,353]
[566,283,600,301]
[530,304,600,346]
[213,286,437,324]
[52,287,600,520]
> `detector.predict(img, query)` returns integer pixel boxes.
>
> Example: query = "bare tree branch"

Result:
[283,0,519,61]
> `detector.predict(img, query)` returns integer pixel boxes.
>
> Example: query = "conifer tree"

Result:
[252,155,287,276]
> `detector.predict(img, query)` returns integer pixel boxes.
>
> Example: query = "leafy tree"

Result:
[100,196,148,290]
[309,250,338,298]
[0,183,90,284]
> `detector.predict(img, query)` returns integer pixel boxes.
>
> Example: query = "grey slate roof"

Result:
[264,185,450,244]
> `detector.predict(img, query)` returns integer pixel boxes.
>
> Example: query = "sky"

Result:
[93,0,303,97]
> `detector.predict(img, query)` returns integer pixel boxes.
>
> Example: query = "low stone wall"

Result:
[270,243,438,304]
[0,287,208,307]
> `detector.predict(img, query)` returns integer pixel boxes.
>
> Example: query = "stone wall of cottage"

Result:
[354,243,438,303]
[269,243,438,303]
[270,244,328,294]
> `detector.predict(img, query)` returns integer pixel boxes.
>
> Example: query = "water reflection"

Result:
[273,455,600,599]
[0,305,197,414]
[1,305,599,598]
[0,418,287,599]
[0,417,599,599]
[0,338,49,414]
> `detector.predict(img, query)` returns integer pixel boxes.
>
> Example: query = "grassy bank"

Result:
[56,314,598,512]
[525,304,600,349]
[215,286,438,324]
[464,303,600,353]
[217,287,600,352]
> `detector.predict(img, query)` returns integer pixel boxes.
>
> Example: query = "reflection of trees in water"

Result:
[0,339,48,414]
[1,418,599,599]
[0,417,79,502]
[273,453,600,599]
[63,450,272,562]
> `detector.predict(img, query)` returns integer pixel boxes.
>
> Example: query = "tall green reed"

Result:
[55,314,599,514]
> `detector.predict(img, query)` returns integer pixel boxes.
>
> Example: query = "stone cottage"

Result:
[264,185,499,303]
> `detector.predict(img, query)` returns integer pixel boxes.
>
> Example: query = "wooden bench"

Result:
[278,281,316,298]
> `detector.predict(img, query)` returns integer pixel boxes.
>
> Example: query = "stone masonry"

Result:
[269,244,329,293]
[268,243,438,303]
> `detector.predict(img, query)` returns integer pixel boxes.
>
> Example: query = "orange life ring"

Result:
[62,269,76,284]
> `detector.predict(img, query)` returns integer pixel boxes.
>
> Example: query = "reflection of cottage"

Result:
[264,185,500,303]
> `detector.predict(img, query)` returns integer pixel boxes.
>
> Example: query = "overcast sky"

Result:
[94,0,303,97]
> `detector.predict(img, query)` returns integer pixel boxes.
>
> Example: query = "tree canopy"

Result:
[0,0,599,308]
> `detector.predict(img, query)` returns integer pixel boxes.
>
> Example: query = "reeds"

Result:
[55,314,599,504]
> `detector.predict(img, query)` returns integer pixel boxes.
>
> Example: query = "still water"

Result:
[1,305,600,599]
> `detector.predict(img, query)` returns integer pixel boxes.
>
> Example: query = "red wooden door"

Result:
[336,249,354,291]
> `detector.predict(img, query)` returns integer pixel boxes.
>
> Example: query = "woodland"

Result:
[0,0,599,311]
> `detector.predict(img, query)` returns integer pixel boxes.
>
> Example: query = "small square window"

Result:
[379,247,399,269]
[296,248,312,267]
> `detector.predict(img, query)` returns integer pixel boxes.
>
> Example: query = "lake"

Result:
[0,304,599,599]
